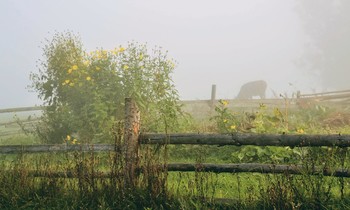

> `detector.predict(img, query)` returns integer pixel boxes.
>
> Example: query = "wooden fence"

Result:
[297,89,350,100]
[0,134,349,177]
[296,89,350,109]
[0,106,43,114]
[0,106,42,137]
[2,88,350,133]
[0,98,350,179]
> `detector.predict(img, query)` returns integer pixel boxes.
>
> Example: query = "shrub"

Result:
[30,31,182,143]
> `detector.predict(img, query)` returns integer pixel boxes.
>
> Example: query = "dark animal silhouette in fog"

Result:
[236,80,267,99]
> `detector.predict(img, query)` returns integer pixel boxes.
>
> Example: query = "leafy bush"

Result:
[211,100,291,134]
[211,100,310,163]
[30,31,182,143]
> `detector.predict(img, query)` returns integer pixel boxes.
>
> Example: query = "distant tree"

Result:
[296,0,350,89]
[30,31,182,143]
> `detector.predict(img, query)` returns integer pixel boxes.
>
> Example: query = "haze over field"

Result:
[1,0,349,108]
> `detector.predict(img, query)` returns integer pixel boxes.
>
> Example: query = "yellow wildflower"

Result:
[221,100,229,106]
[67,68,73,74]
[119,47,125,52]
[86,76,91,81]
[123,65,129,70]
[72,65,78,70]
[65,79,70,84]
[223,119,228,123]
[66,135,71,141]
[230,125,236,130]
[97,50,107,59]
[297,129,304,134]
[72,139,78,144]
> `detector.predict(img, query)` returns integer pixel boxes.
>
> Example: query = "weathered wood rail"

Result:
[0,144,116,154]
[5,163,349,178]
[0,117,40,126]
[298,89,350,98]
[297,89,350,106]
[1,133,350,154]
[140,133,350,147]
[0,106,43,113]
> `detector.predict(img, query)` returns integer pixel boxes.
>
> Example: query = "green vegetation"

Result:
[0,145,349,209]
[1,32,350,209]
[1,100,349,209]
[29,31,183,144]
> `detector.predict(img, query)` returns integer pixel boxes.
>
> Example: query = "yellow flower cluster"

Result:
[67,65,79,74]
[64,135,79,144]
[62,79,75,86]
[62,46,129,88]
[63,63,94,86]
[220,100,229,106]
[89,47,125,59]
[65,65,79,86]
[297,128,304,134]
[116,47,125,53]
[89,50,108,59]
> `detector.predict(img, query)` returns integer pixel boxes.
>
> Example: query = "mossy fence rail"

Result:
[0,98,350,180]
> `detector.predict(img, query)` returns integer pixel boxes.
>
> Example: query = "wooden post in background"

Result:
[211,84,216,108]
[124,98,140,187]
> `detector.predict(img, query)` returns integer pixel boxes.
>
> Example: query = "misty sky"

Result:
[0,0,317,108]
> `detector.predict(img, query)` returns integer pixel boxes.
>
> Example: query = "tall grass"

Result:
[0,145,349,209]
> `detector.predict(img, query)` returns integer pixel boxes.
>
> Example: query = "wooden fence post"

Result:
[124,98,140,187]
[211,84,216,108]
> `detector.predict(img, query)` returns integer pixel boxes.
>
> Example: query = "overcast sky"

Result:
[0,0,316,108]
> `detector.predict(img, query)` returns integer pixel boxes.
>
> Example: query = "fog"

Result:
[1,0,349,108]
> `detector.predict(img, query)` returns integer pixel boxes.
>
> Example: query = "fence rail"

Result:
[297,89,350,104]
[141,133,350,147]
[0,144,116,154]
[0,106,43,113]
[0,117,40,126]
[1,133,350,154]
[298,89,350,98]
[4,163,349,178]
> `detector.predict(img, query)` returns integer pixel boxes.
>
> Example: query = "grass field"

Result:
[0,142,349,209]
